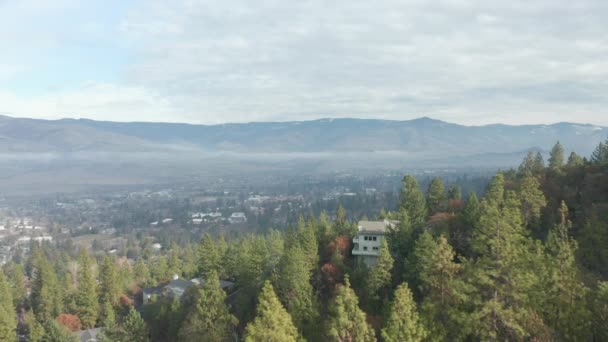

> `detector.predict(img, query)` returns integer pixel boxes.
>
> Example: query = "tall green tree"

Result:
[274,245,319,339]
[518,175,547,227]
[326,277,376,342]
[591,281,608,341]
[548,141,565,171]
[447,184,462,201]
[244,281,300,342]
[381,283,427,342]
[427,177,446,215]
[543,201,591,340]
[167,241,182,277]
[566,151,584,167]
[25,309,45,342]
[469,187,540,340]
[0,270,16,341]
[5,262,26,307]
[399,175,427,226]
[198,233,222,278]
[366,239,393,309]
[76,250,98,328]
[533,152,545,174]
[99,256,120,306]
[590,139,608,165]
[30,248,63,323]
[122,307,150,342]
[178,271,237,342]
[419,236,470,341]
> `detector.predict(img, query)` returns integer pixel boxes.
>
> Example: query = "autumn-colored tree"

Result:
[56,314,82,332]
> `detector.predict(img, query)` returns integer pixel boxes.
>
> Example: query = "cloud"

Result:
[1,0,608,125]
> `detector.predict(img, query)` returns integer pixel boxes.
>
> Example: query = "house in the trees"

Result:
[142,274,235,304]
[351,219,398,267]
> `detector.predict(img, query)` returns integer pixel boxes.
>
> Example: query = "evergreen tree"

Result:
[543,202,591,340]
[463,192,481,229]
[266,229,285,275]
[399,175,427,226]
[548,141,565,171]
[198,233,221,278]
[99,256,120,306]
[297,217,319,270]
[99,299,119,341]
[0,270,16,341]
[590,140,608,165]
[566,151,584,167]
[381,283,427,342]
[518,151,537,176]
[167,241,181,277]
[274,245,319,339]
[178,271,237,342]
[5,262,26,307]
[366,239,393,308]
[469,187,540,340]
[335,204,347,232]
[134,258,150,285]
[326,277,376,342]
[408,230,437,297]
[518,175,547,227]
[30,248,62,323]
[76,250,99,328]
[533,152,545,174]
[244,281,299,342]
[419,236,470,341]
[447,184,462,201]
[591,281,608,341]
[427,177,446,215]
[150,256,169,282]
[122,307,150,342]
[45,320,77,342]
[25,309,45,342]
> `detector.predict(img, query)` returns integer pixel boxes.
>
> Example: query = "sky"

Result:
[1,0,607,126]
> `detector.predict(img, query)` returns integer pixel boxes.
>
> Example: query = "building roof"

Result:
[357,219,398,234]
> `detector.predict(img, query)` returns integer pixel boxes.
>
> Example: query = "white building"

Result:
[352,219,398,267]
[229,212,247,224]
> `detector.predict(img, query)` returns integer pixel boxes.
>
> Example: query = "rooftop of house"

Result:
[74,328,102,342]
[357,219,399,234]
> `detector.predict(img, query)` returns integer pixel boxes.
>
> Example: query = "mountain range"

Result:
[0,115,606,194]
[1,115,606,156]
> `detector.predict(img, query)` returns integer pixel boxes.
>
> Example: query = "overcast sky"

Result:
[1,0,607,126]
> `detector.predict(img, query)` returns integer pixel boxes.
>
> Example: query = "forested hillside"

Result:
[1,139,608,341]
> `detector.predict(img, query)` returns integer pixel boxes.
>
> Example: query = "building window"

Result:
[373,247,379,251]
[363,246,368,251]
[372,236,377,241]
[364,236,368,241]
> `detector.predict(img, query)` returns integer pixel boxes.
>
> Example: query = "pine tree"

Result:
[122,307,150,342]
[198,233,221,278]
[408,230,437,297]
[366,239,393,308]
[266,229,285,274]
[591,281,608,341]
[518,175,547,227]
[548,141,565,171]
[25,309,45,342]
[518,151,536,176]
[274,245,319,339]
[244,281,300,342]
[447,184,462,201]
[30,248,62,323]
[543,201,591,340]
[566,151,584,167]
[326,277,376,342]
[469,188,539,341]
[400,175,427,226]
[178,271,237,342]
[463,192,481,229]
[0,270,16,341]
[5,262,26,307]
[99,256,120,306]
[134,258,150,285]
[590,140,607,165]
[335,204,347,231]
[76,250,99,328]
[419,236,470,341]
[533,152,545,174]
[297,217,319,270]
[427,177,446,215]
[168,241,182,277]
[99,299,119,342]
[45,320,77,342]
[381,283,427,342]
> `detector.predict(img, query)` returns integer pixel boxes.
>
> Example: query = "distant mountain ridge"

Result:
[1,115,605,157]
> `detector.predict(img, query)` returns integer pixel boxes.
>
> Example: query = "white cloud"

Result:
[1,0,608,125]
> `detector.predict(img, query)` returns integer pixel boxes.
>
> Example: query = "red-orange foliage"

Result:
[448,198,465,211]
[120,294,134,308]
[56,314,82,332]
[429,212,454,225]
[326,235,351,258]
